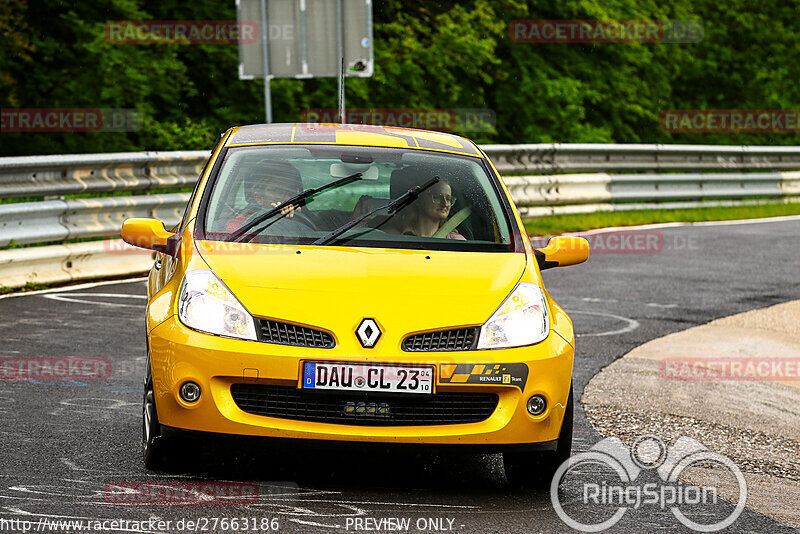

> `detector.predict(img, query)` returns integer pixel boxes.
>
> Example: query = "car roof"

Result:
[224,123,483,157]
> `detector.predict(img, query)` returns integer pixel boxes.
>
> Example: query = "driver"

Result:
[225,161,315,232]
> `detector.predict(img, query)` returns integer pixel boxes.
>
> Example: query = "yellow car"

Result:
[121,123,589,485]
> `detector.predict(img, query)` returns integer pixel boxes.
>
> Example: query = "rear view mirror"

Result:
[121,218,180,256]
[535,236,590,271]
[330,162,379,180]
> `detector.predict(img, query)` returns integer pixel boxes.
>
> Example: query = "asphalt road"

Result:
[1,219,798,534]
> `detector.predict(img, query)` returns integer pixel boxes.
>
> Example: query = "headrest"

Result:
[389,167,420,199]
[243,160,302,195]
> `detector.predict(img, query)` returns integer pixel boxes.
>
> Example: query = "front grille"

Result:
[257,318,334,348]
[402,327,479,352]
[230,384,498,426]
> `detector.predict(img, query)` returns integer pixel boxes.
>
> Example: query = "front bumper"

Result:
[148,316,574,447]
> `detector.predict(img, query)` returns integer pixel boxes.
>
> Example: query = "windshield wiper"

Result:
[312,176,440,246]
[228,172,363,242]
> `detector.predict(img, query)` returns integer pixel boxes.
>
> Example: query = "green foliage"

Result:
[0,281,49,294]
[0,0,35,107]
[2,0,799,155]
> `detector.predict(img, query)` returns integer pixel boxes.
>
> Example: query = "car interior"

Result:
[207,147,507,245]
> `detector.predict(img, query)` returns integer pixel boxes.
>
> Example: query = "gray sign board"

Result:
[237,0,373,79]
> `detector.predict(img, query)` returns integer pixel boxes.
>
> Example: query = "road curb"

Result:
[581,300,800,528]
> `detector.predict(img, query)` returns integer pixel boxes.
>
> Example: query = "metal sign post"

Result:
[338,58,345,122]
[258,0,272,123]
[336,0,345,122]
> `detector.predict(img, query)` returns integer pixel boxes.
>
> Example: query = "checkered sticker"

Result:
[438,363,528,390]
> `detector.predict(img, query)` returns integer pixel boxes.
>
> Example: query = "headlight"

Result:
[477,283,549,349]
[177,270,257,341]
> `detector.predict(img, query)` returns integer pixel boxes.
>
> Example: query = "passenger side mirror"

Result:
[121,218,180,256]
[535,236,590,271]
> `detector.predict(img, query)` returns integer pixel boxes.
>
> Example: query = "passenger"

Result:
[396,180,466,241]
[225,161,313,232]
[382,179,466,240]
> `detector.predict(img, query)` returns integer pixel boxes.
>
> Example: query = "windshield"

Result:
[201,145,514,252]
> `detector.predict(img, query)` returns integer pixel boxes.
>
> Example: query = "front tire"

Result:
[142,381,172,469]
[503,384,573,488]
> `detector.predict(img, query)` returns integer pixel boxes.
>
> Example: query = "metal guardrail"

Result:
[502,170,800,217]
[0,193,190,246]
[483,144,800,173]
[3,144,799,198]
[0,144,798,288]
[0,151,207,198]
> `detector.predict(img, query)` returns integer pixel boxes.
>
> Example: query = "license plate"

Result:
[302,362,433,394]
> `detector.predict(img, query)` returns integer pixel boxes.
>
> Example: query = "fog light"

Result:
[180,382,201,402]
[526,395,546,416]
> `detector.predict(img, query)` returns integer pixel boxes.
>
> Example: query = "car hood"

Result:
[196,241,527,344]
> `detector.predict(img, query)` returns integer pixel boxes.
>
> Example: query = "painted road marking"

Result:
[568,310,640,337]
[0,278,147,300]
[42,293,146,308]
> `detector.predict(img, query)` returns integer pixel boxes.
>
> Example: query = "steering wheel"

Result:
[287,208,319,230]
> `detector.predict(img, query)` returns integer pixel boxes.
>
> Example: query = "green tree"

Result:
[2,0,799,155]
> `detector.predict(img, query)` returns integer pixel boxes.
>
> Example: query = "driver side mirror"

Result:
[121,218,180,256]
[535,236,590,271]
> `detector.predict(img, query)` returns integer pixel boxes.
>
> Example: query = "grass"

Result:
[0,281,50,295]
[0,235,115,251]
[523,201,800,235]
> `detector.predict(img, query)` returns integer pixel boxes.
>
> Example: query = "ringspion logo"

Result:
[551,435,746,531]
